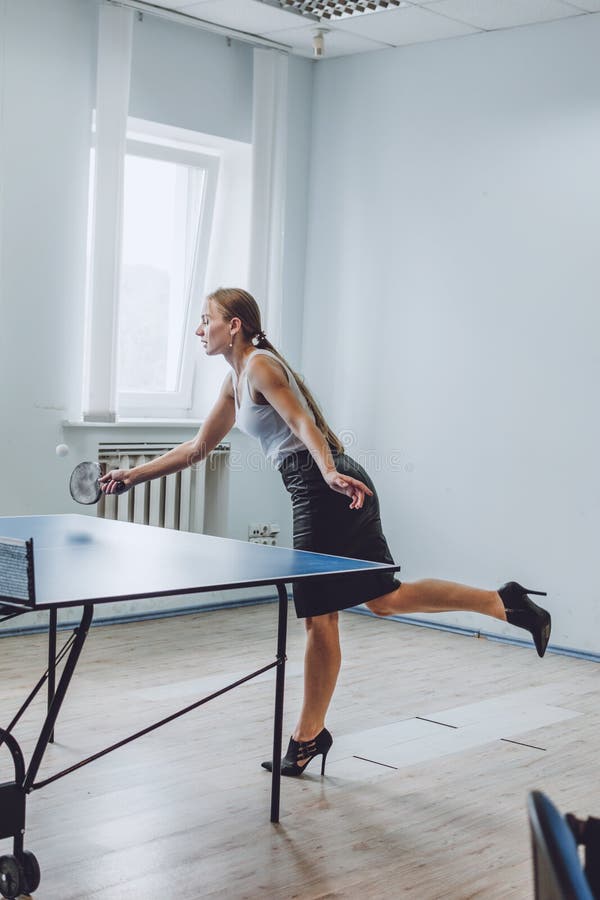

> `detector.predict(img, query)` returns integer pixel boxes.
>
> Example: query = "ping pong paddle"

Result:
[69,461,127,505]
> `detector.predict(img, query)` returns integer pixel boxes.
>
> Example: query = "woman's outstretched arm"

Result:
[100,375,236,493]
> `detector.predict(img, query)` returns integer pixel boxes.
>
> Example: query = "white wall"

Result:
[0,0,313,628]
[280,54,313,367]
[303,14,600,654]
[0,0,98,515]
[129,13,253,142]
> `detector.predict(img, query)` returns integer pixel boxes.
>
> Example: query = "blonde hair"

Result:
[207,287,344,455]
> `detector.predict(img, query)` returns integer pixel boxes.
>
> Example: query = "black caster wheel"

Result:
[0,855,25,900]
[22,852,41,894]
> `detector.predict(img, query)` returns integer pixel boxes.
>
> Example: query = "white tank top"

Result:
[232,349,315,469]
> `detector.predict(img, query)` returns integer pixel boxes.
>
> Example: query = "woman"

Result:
[101,287,551,778]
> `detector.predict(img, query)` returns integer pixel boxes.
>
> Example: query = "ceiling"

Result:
[132,0,599,58]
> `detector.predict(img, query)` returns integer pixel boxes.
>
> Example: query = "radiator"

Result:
[97,442,230,534]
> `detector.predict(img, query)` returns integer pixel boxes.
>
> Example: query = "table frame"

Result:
[0,586,290,897]
[0,518,399,898]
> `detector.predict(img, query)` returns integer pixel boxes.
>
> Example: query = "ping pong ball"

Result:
[56,443,70,458]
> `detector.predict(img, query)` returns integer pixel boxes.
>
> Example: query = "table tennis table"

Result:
[0,514,399,898]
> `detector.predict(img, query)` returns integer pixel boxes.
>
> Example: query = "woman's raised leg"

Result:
[366,579,551,657]
[366,579,505,619]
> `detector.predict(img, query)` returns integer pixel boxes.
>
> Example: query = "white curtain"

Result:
[249,49,288,347]
[83,2,133,422]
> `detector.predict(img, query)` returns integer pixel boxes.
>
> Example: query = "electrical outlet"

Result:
[249,536,277,546]
[248,523,279,540]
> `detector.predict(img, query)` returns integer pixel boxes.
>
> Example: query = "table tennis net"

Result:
[0,536,35,605]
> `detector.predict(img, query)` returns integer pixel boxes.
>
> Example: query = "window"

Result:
[84,119,252,421]
[116,140,218,414]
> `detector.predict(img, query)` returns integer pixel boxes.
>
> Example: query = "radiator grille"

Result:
[97,443,230,533]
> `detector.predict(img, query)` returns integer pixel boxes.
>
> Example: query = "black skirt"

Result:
[280,449,401,618]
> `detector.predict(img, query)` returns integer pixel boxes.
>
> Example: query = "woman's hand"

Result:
[324,471,373,510]
[99,469,135,495]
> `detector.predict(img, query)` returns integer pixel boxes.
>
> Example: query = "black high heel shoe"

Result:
[498,581,551,658]
[261,727,333,777]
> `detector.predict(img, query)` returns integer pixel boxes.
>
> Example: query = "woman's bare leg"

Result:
[286,581,541,763]
[290,584,505,753]
[366,580,506,619]
[293,611,341,744]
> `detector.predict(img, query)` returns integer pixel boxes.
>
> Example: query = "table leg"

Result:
[270,584,288,823]
[24,605,94,792]
[48,608,57,744]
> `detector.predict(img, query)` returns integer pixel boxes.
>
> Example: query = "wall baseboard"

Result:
[2,597,598,664]
[345,606,600,664]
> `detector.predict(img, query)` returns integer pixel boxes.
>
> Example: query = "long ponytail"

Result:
[206,287,344,455]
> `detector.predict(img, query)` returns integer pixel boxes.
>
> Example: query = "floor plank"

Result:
[1,605,598,898]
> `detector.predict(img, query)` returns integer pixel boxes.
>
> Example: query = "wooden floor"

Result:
[2,605,599,899]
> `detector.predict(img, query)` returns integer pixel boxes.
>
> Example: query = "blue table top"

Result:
[0,515,400,610]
